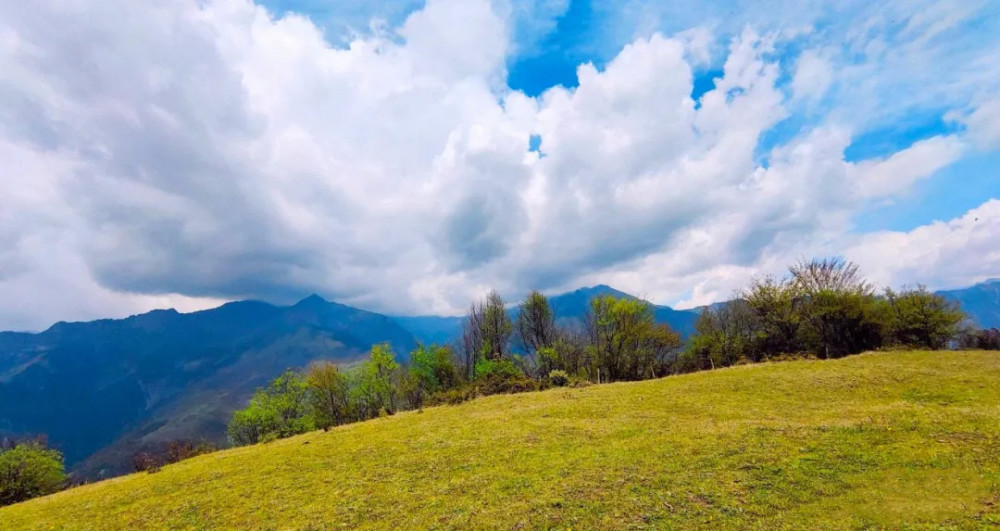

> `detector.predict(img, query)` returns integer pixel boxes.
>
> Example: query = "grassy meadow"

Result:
[2,350,999,529]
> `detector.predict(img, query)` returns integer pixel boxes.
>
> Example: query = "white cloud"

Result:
[847,199,1000,290]
[0,0,997,330]
[791,50,833,102]
[960,97,1000,149]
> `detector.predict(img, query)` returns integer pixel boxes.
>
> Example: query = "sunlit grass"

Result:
[3,351,999,529]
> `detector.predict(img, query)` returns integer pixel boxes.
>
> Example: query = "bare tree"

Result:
[789,258,871,294]
[459,290,513,378]
[460,301,484,379]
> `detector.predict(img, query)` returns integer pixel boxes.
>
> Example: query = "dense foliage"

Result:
[0,440,66,507]
[679,259,967,371]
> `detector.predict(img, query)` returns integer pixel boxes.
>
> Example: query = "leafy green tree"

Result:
[883,287,965,349]
[585,295,682,381]
[410,344,460,394]
[798,289,884,358]
[305,361,352,430]
[403,344,460,408]
[0,442,66,507]
[743,276,802,357]
[515,291,556,354]
[353,344,400,419]
[227,370,314,446]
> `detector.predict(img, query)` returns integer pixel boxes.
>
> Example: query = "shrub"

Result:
[426,387,476,406]
[473,358,523,381]
[165,440,217,464]
[131,451,160,473]
[0,442,67,506]
[548,370,569,387]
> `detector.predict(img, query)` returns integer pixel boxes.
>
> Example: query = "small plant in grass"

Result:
[548,370,569,387]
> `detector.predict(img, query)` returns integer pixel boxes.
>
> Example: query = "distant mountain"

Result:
[393,285,700,346]
[937,279,1000,329]
[0,295,417,478]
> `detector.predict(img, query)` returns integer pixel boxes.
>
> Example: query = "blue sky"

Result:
[1,0,998,329]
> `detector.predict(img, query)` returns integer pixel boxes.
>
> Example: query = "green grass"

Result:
[3,351,999,530]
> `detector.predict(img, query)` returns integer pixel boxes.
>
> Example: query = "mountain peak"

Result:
[573,284,635,299]
[295,293,329,307]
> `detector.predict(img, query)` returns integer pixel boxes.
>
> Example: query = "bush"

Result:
[0,442,67,506]
[131,452,162,473]
[426,387,476,406]
[165,440,217,464]
[958,327,1000,350]
[473,358,523,381]
[475,375,540,396]
[548,370,569,387]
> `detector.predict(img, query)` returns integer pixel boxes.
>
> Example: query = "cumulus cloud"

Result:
[0,0,997,330]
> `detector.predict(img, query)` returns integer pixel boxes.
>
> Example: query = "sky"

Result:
[1,0,999,331]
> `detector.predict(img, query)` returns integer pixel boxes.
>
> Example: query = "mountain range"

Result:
[937,278,1000,329]
[0,281,996,478]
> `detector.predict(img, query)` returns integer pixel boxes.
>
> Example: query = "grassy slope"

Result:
[3,351,999,530]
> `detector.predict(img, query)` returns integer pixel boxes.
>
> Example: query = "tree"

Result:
[0,441,66,507]
[515,291,556,354]
[683,299,759,371]
[227,370,313,446]
[789,257,871,294]
[353,344,400,419]
[536,326,590,378]
[883,287,965,349]
[305,361,353,429]
[790,259,882,359]
[743,276,801,357]
[404,344,460,407]
[460,301,484,380]
[460,290,513,378]
[481,290,513,360]
[799,289,884,358]
[585,295,682,381]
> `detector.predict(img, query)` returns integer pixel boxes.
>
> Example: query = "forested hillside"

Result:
[0,295,416,477]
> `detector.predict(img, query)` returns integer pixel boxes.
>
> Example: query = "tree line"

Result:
[679,258,971,371]
[225,257,992,448]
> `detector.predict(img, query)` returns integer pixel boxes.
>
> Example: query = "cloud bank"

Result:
[1,0,998,330]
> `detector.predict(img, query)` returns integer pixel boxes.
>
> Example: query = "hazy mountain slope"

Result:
[5,351,998,529]
[938,279,1000,328]
[0,295,417,477]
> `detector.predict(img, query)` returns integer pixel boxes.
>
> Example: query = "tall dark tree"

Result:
[481,290,513,360]
[516,290,556,354]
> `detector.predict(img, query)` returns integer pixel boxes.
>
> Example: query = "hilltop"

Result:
[3,351,998,529]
